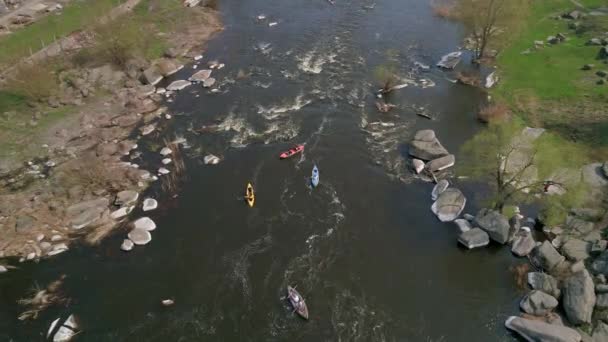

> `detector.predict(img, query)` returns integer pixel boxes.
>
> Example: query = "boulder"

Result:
[591,240,607,255]
[162,158,172,165]
[66,198,109,230]
[532,241,566,271]
[110,206,133,220]
[167,80,191,91]
[115,190,139,206]
[588,38,603,46]
[120,239,134,252]
[582,163,608,188]
[592,322,608,342]
[189,69,212,82]
[203,154,220,165]
[128,228,152,245]
[520,290,558,315]
[160,147,172,156]
[597,293,608,309]
[600,46,608,59]
[528,272,561,298]
[412,159,425,174]
[436,51,462,69]
[431,188,466,222]
[409,130,449,161]
[52,314,78,342]
[566,216,595,235]
[142,198,158,212]
[133,217,156,231]
[164,48,179,58]
[511,229,536,257]
[458,228,489,249]
[158,167,170,175]
[593,250,608,275]
[142,67,163,86]
[426,154,455,172]
[505,316,581,342]
[431,179,449,201]
[203,77,216,88]
[485,71,498,88]
[582,64,595,71]
[602,162,608,178]
[564,10,582,20]
[563,270,596,325]
[597,70,608,77]
[0,265,7,273]
[14,215,35,233]
[474,209,510,244]
[453,219,472,233]
[156,59,183,77]
[140,123,156,136]
[561,238,590,261]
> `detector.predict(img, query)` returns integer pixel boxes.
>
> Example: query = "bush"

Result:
[4,61,59,101]
[373,65,398,93]
[91,16,155,69]
[477,103,511,123]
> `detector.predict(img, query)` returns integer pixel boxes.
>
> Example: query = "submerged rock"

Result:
[128,228,152,246]
[436,51,462,69]
[474,209,510,244]
[167,80,191,91]
[431,179,449,201]
[528,272,561,298]
[203,154,221,165]
[520,290,558,315]
[563,269,596,325]
[505,316,581,342]
[189,69,212,82]
[458,228,489,249]
[158,167,170,175]
[203,77,216,88]
[431,188,466,222]
[160,147,172,156]
[66,198,109,230]
[52,314,78,342]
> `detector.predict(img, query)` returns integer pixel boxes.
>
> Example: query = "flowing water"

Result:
[0,0,524,340]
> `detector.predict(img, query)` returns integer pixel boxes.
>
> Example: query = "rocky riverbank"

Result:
[0,2,222,269]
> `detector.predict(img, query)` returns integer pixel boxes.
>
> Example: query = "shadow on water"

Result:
[1,0,524,341]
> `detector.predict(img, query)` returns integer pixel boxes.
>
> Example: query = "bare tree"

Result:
[456,0,528,61]
[458,121,586,221]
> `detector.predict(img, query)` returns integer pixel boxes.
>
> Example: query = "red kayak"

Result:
[280,145,304,159]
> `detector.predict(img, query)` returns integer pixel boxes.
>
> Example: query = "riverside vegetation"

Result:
[432,0,608,340]
[0,0,221,266]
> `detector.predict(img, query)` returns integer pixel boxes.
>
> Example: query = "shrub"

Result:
[91,16,154,69]
[4,61,59,101]
[477,103,511,123]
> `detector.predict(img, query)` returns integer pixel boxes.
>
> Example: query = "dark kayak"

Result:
[287,286,309,320]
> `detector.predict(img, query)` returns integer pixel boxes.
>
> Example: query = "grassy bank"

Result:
[0,0,125,68]
[492,0,608,151]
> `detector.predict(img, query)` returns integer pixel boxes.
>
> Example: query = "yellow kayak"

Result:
[246,183,255,207]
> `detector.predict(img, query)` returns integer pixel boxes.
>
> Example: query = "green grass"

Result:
[0,91,27,113]
[0,0,125,67]
[494,0,608,102]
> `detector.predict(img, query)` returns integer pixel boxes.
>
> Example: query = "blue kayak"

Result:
[311,165,319,187]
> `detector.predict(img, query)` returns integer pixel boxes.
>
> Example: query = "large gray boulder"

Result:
[505,316,581,342]
[167,80,191,91]
[128,228,152,246]
[566,216,595,235]
[431,179,449,201]
[596,293,608,309]
[592,322,608,342]
[520,290,558,315]
[528,272,561,298]
[563,270,596,325]
[474,209,510,244]
[189,69,212,82]
[133,217,156,231]
[431,188,466,222]
[511,229,536,257]
[458,228,490,249]
[591,250,608,276]
[66,198,109,230]
[532,241,565,271]
[426,154,455,172]
[561,238,590,261]
[115,190,139,206]
[142,67,163,86]
[409,130,449,161]
[453,218,472,233]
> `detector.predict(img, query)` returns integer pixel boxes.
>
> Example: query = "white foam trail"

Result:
[257,94,312,119]
[296,48,337,74]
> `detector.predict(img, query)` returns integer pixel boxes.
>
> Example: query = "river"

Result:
[0,0,524,340]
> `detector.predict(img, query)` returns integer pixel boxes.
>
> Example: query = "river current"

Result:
[0,0,522,340]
